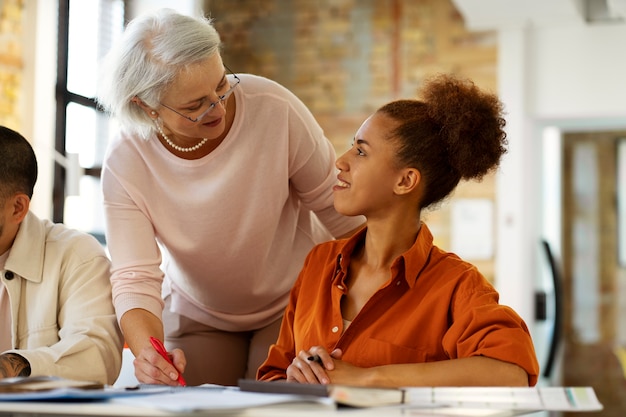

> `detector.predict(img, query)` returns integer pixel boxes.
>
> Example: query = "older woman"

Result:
[96,8,363,386]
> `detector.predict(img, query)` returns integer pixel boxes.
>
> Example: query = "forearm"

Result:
[120,308,164,356]
[364,357,529,388]
[57,255,124,384]
[0,353,31,378]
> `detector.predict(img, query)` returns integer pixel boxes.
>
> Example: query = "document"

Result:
[405,387,603,411]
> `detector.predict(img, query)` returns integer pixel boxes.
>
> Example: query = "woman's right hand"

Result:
[133,343,187,386]
[285,346,341,384]
[120,309,186,386]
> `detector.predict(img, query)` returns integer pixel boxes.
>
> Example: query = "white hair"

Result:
[97,8,222,138]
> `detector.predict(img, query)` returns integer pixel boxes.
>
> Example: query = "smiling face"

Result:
[154,53,234,143]
[334,112,415,219]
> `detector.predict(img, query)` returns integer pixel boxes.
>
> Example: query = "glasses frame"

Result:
[159,65,241,123]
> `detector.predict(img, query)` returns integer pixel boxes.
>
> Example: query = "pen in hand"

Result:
[307,354,323,365]
[307,354,330,384]
[149,336,187,386]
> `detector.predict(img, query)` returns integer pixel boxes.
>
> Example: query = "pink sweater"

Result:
[102,74,363,331]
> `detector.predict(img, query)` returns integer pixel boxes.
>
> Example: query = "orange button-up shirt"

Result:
[257,224,539,386]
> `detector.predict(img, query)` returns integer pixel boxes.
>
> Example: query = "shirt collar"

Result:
[333,223,435,288]
[5,212,45,283]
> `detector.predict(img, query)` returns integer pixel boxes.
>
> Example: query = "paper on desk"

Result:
[112,387,335,412]
[405,387,603,411]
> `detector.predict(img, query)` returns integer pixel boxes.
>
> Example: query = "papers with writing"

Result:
[405,387,603,411]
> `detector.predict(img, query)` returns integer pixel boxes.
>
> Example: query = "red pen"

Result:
[149,336,187,386]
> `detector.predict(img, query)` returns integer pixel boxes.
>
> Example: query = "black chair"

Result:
[539,239,563,379]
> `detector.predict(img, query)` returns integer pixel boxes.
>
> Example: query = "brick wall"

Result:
[5,0,498,279]
[0,0,24,130]
[209,0,498,280]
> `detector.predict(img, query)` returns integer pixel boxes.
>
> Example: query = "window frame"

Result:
[53,0,126,227]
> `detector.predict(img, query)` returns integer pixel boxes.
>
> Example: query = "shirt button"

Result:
[4,271,15,280]
[332,326,339,333]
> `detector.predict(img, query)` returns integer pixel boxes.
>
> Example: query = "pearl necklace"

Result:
[155,122,208,153]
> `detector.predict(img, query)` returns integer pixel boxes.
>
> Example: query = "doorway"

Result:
[561,130,626,416]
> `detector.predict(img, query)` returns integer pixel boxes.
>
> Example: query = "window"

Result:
[55,0,201,240]
[54,0,124,242]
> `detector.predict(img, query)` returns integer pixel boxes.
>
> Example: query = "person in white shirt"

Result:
[0,126,123,384]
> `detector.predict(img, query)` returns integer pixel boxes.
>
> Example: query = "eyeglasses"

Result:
[159,65,241,123]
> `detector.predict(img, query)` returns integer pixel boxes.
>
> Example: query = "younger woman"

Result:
[257,74,539,387]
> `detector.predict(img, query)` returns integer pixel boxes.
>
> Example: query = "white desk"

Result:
[0,401,541,417]
[0,384,595,417]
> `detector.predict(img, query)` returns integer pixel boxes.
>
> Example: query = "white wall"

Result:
[453,0,626,332]
[529,24,626,118]
[507,22,626,321]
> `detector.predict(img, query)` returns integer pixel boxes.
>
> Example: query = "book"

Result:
[238,379,406,408]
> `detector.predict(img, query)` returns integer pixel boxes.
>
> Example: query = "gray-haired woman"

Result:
[97,8,363,386]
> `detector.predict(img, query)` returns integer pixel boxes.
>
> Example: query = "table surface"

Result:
[0,400,544,417]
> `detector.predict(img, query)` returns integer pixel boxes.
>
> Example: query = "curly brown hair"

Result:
[378,74,507,209]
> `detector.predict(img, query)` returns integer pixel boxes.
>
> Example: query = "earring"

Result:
[153,116,163,131]
[151,111,156,116]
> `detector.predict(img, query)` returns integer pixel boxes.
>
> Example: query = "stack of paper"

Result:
[405,387,602,411]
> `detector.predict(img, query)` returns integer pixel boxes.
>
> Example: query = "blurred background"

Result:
[1,0,625,415]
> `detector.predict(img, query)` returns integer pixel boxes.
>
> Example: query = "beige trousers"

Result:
[162,297,282,386]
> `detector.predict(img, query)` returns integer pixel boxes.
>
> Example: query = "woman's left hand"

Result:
[325,356,370,386]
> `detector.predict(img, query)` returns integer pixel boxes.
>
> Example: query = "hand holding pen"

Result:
[149,336,187,386]
[286,346,342,384]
